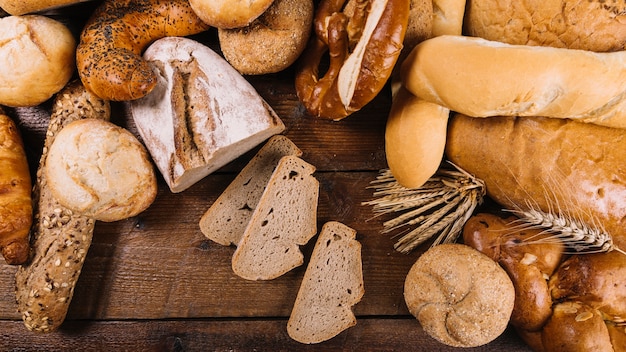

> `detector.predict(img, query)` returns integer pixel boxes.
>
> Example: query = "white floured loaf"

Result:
[231,155,319,280]
[129,36,285,193]
[287,221,364,344]
[199,135,302,246]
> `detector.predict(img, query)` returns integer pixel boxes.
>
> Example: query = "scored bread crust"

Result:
[404,243,515,348]
[465,0,626,52]
[287,221,364,344]
[14,80,111,333]
[231,155,319,281]
[200,135,302,246]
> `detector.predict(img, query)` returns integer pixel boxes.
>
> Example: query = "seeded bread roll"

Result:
[200,135,302,246]
[0,15,75,107]
[464,0,626,52]
[15,80,110,333]
[45,118,157,222]
[231,155,319,281]
[287,221,364,344]
[404,243,515,347]
[217,0,314,75]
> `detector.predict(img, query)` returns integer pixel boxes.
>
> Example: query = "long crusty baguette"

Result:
[287,221,364,344]
[14,80,110,332]
[0,108,32,265]
[401,35,626,129]
[199,135,302,246]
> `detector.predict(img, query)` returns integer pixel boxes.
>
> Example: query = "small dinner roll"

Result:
[0,15,75,107]
[45,119,157,222]
[189,0,275,29]
[404,243,515,347]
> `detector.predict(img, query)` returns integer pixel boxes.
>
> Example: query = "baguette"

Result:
[401,35,626,129]
[0,108,32,265]
[231,155,319,281]
[287,221,364,344]
[199,135,302,246]
[14,80,110,332]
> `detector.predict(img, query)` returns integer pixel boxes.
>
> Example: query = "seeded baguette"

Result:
[14,80,111,333]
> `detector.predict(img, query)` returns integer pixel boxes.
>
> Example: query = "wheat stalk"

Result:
[363,162,486,254]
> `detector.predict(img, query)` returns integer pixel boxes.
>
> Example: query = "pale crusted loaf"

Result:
[129,36,285,193]
[401,35,626,129]
[231,155,319,280]
[287,221,364,344]
[15,80,110,332]
[199,135,302,246]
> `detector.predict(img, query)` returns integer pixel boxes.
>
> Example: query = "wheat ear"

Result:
[363,162,486,254]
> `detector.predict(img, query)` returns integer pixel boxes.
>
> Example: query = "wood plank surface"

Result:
[0,2,532,351]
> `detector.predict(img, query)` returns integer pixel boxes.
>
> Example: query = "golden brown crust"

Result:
[218,0,314,75]
[0,109,32,265]
[542,302,614,352]
[0,0,92,15]
[465,0,626,52]
[189,0,275,29]
[295,0,409,120]
[76,0,209,101]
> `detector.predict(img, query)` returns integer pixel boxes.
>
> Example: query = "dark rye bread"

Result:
[231,155,319,280]
[199,135,301,246]
[287,221,364,344]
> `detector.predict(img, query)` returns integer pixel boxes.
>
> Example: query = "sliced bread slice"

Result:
[231,155,319,280]
[199,135,302,246]
[287,221,364,344]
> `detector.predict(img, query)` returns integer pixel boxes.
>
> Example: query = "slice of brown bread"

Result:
[287,221,364,344]
[199,135,302,246]
[231,155,319,280]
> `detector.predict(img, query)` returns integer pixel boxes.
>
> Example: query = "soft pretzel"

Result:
[295,0,409,120]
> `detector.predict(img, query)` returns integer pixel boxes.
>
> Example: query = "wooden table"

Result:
[0,3,532,351]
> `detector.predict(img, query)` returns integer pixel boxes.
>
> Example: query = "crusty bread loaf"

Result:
[189,0,274,28]
[464,0,626,52]
[404,243,515,347]
[200,135,302,246]
[446,114,626,250]
[218,0,313,75]
[401,35,626,129]
[231,155,319,280]
[129,36,285,193]
[0,0,93,14]
[0,15,75,107]
[0,109,32,265]
[287,221,364,344]
[45,118,157,222]
[432,0,465,36]
[15,80,110,333]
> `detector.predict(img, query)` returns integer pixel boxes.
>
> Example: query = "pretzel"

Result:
[295,0,409,120]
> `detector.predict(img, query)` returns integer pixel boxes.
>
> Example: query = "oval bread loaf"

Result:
[0,0,94,15]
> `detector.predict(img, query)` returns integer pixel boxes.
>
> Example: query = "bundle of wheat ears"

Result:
[365,162,626,256]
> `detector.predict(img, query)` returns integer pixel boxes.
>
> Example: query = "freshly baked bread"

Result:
[287,221,364,344]
[44,118,157,222]
[129,36,285,193]
[401,35,626,129]
[15,80,110,333]
[464,0,626,52]
[199,135,302,246]
[189,0,274,28]
[0,109,32,265]
[231,155,319,280]
[431,0,465,36]
[446,114,626,250]
[218,0,314,75]
[0,15,75,107]
[0,0,93,14]
[404,243,515,347]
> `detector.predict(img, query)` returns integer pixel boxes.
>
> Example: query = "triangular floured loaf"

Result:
[199,135,302,246]
[129,36,285,193]
[287,221,364,344]
[231,155,319,280]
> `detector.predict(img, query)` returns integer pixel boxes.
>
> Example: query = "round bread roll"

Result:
[464,0,626,52]
[404,243,515,347]
[217,0,313,75]
[0,15,76,107]
[45,119,158,222]
[189,0,274,29]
